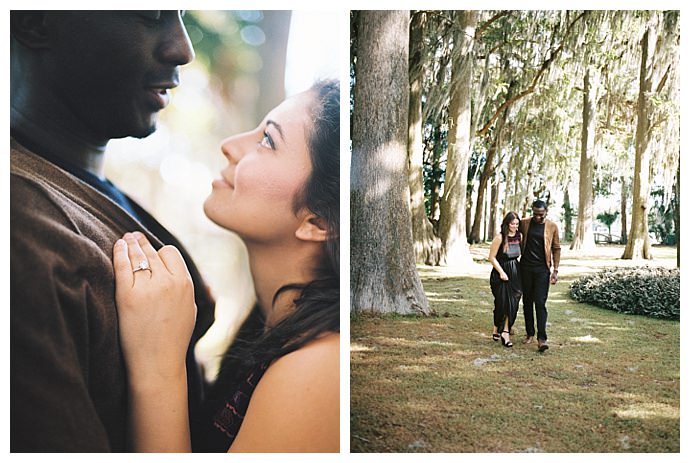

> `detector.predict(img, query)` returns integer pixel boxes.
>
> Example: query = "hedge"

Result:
[570,266,680,320]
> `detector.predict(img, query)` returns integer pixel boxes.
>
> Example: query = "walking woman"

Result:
[488,211,523,347]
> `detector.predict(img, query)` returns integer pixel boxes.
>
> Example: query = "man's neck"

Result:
[11,102,108,180]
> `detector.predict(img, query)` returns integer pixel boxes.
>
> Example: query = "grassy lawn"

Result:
[350,244,679,452]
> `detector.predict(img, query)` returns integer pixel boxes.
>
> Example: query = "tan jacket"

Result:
[519,217,561,271]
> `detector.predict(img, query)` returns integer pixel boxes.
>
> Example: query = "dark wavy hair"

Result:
[208,80,340,397]
[500,211,521,253]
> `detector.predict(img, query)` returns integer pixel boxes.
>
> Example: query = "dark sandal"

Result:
[501,331,513,348]
[492,333,501,341]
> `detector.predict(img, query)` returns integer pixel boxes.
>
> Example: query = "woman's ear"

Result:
[10,12,50,49]
[295,213,328,242]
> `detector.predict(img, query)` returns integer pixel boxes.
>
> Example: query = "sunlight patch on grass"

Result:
[372,336,458,349]
[473,355,501,366]
[611,392,640,401]
[600,326,632,332]
[351,343,375,353]
[452,350,478,356]
[587,321,623,327]
[428,297,465,303]
[396,364,431,373]
[571,335,602,343]
[429,323,450,328]
[614,402,679,420]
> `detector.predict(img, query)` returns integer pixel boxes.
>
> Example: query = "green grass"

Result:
[350,245,680,452]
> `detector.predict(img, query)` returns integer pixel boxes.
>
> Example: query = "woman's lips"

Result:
[212,176,233,189]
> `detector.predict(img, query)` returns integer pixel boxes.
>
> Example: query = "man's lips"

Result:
[144,82,178,110]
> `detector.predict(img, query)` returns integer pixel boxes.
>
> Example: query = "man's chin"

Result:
[130,123,157,139]
[110,120,157,140]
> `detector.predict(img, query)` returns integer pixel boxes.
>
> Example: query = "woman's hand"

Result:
[500,272,509,281]
[113,232,197,386]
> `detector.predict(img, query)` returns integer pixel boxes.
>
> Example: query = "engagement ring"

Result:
[132,260,151,275]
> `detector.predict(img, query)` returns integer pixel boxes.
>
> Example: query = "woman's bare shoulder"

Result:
[270,332,339,372]
[228,332,340,452]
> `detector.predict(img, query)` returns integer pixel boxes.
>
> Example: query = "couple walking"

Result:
[488,200,561,352]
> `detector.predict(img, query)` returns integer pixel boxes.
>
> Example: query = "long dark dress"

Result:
[490,232,523,330]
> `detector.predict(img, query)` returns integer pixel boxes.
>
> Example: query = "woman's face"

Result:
[204,91,314,243]
[509,218,519,233]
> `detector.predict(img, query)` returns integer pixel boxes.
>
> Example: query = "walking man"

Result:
[519,200,561,352]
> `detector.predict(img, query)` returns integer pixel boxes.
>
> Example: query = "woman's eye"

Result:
[260,132,275,150]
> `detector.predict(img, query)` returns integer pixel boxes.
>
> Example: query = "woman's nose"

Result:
[220,131,256,163]
[220,137,238,163]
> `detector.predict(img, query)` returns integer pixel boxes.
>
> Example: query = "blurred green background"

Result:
[104,10,340,380]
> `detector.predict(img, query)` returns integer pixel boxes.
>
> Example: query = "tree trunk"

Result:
[489,173,500,239]
[468,76,514,244]
[256,11,291,123]
[408,12,442,265]
[522,165,535,218]
[429,128,443,224]
[563,186,574,242]
[620,175,628,244]
[351,10,430,315]
[438,11,477,266]
[623,19,660,260]
[571,66,598,251]
[675,161,679,267]
[502,154,514,217]
[465,190,473,239]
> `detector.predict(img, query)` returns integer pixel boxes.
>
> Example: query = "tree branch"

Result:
[476,11,588,138]
[655,63,671,94]
[475,11,511,39]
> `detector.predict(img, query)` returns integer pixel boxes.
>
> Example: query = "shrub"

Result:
[570,266,680,320]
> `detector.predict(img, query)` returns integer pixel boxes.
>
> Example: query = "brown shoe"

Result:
[538,339,549,352]
[523,336,535,344]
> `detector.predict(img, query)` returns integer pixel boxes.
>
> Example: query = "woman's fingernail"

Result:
[133,231,144,239]
[116,239,126,247]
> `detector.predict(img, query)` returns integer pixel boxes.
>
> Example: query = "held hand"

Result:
[113,232,197,385]
[500,272,509,281]
[550,271,558,284]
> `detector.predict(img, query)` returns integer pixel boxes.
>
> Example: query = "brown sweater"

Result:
[519,217,561,271]
[10,139,214,452]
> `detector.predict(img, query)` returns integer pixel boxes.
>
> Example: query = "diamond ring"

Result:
[132,260,152,275]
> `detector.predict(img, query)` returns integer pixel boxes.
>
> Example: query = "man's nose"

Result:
[158,11,195,66]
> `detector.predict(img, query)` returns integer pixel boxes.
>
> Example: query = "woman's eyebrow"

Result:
[266,120,285,143]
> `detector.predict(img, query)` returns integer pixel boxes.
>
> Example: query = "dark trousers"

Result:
[521,265,550,341]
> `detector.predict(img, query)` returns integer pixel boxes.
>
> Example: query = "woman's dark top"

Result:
[497,233,522,262]
[490,232,523,329]
[191,362,270,452]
